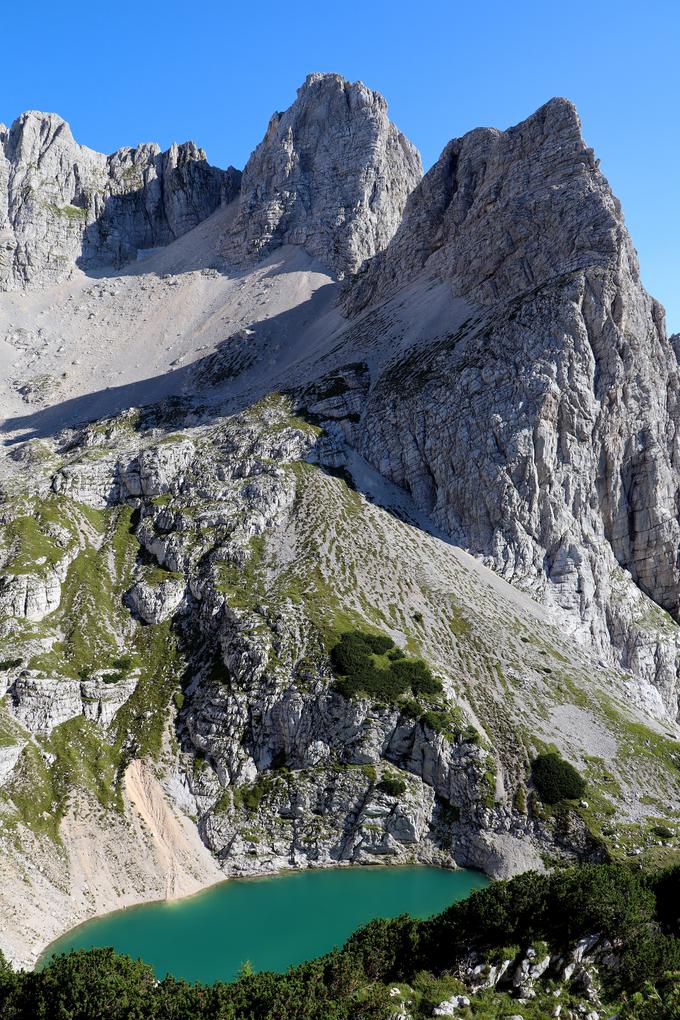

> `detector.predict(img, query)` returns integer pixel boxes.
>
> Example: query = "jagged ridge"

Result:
[0,111,240,289]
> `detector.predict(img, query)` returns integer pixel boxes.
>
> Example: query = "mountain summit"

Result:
[340,95,680,716]
[222,72,422,276]
[0,110,239,289]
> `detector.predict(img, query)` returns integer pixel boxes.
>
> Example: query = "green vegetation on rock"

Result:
[377,776,407,797]
[331,630,441,702]
[532,752,586,804]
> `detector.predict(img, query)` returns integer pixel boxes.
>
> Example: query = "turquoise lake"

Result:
[41,866,488,983]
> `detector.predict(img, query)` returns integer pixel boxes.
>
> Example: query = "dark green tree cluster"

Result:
[531,752,586,804]
[1,863,678,1019]
[331,631,441,701]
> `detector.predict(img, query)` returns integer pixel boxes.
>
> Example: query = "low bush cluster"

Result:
[101,671,125,684]
[331,631,441,702]
[0,658,22,671]
[531,751,586,804]
[377,776,407,797]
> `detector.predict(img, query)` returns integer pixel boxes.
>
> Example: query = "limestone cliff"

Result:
[339,98,680,717]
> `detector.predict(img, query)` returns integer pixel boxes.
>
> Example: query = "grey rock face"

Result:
[10,672,137,733]
[346,99,620,310]
[11,675,82,733]
[222,72,422,277]
[0,112,240,289]
[0,569,64,621]
[341,99,680,716]
[124,577,185,624]
[0,550,75,622]
[80,674,138,726]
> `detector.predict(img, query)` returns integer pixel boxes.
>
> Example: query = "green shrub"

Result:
[173,691,185,711]
[377,776,407,797]
[531,752,586,804]
[461,725,480,744]
[111,655,134,672]
[650,865,680,934]
[360,633,395,655]
[0,658,22,671]
[390,658,440,695]
[101,671,125,685]
[331,631,441,703]
[651,824,673,840]
[420,710,447,733]
[330,632,375,675]
[232,774,277,815]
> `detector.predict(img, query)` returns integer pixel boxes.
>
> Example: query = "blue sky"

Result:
[3,0,678,329]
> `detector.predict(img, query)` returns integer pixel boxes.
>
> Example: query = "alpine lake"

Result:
[40,866,488,983]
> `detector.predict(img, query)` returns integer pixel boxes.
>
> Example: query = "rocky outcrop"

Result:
[184,630,500,873]
[0,111,240,289]
[11,675,82,732]
[222,72,421,277]
[0,549,76,622]
[341,99,680,717]
[80,673,138,727]
[448,933,614,1017]
[124,577,185,624]
[0,569,64,621]
[0,743,25,785]
[10,671,137,733]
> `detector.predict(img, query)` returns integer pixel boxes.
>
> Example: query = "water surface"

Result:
[42,865,487,983]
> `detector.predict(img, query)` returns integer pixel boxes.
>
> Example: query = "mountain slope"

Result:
[0,77,678,969]
[0,394,678,966]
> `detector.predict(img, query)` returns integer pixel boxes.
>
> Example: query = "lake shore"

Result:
[0,760,223,970]
[2,751,536,972]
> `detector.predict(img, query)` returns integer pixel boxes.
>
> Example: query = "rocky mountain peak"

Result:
[345,95,628,314]
[222,71,422,277]
[5,110,76,154]
[0,111,239,290]
[338,97,680,718]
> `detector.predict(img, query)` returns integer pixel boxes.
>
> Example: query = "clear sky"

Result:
[3,0,678,330]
